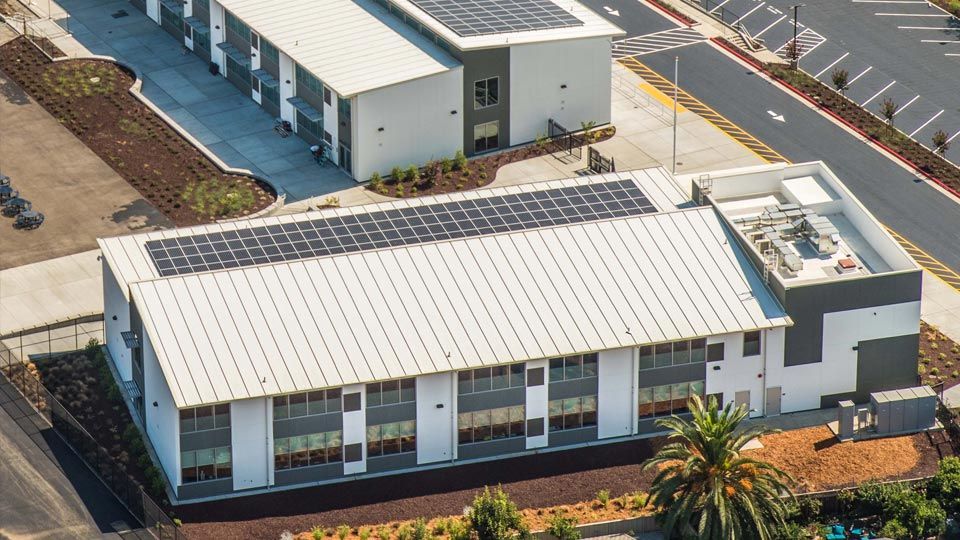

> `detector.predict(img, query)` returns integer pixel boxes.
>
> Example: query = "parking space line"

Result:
[946,53,960,56]
[921,39,960,43]
[861,80,897,106]
[908,110,944,137]
[876,12,952,15]
[755,15,788,38]
[709,0,732,12]
[813,53,850,78]
[898,25,955,29]
[894,95,920,115]
[852,0,927,3]
[735,2,767,23]
[847,66,873,86]
[947,131,960,144]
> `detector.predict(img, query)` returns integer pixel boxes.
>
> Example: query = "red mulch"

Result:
[0,37,276,226]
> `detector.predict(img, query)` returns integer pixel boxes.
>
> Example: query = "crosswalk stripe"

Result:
[612,28,707,58]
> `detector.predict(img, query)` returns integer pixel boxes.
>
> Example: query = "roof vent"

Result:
[836,258,857,274]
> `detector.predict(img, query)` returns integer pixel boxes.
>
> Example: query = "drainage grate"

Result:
[111,9,129,18]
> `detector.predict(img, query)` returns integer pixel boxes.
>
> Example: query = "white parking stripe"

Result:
[755,15,788,38]
[898,25,955,29]
[947,131,960,144]
[709,0,732,13]
[735,2,767,23]
[861,80,897,107]
[921,39,960,43]
[852,0,927,3]
[908,110,944,137]
[847,66,873,86]
[893,95,920,115]
[876,12,952,15]
[947,53,960,56]
[813,52,850,78]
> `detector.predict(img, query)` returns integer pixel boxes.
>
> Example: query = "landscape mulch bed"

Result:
[714,37,960,195]
[930,0,959,16]
[0,37,275,226]
[919,321,960,389]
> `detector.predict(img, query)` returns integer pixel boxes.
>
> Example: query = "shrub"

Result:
[918,365,926,375]
[546,513,580,540]
[369,172,384,191]
[453,150,468,171]
[895,491,945,539]
[411,518,430,540]
[878,519,908,540]
[391,166,405,182]
[774,522,813,540]
[313,527,325,540]
[630,491,647,510]
[931,367,940,376]
[467,486,529,540]
[397,524,413,540]
[953,370,958,378]
[440,157,453,174]
[928,457,960,514]
[933,129,951,156]
[446,519,470,540]
[337,525,351,540]
[359,528,371,540]
[395,184,405,198]
[378,527,391,540]
[596,489,610,507]
[182,179,255,218]
[406,165,420,184]
[535,132,549,149]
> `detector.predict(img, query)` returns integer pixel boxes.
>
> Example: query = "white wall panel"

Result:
[210,0,225,70]
[324,87,339,165]
[416,373,455,464]
[279,52,294,123]
[598,348,634,439]
[143,334,179,487]
[103,259,132,381]
[509,37,612,145]
[342,383,366,475]
[231,398,269,491]
[704,332,764,417]
[525,359,548,449]
[354,67,463,182]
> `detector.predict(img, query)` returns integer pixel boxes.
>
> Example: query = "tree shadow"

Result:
[0,71,30,106]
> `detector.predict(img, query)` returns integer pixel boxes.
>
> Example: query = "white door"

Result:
[146,0,160,23]
[416,373,454,464]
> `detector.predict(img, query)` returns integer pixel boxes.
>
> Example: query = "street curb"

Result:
[640,0,696,27]
[709,36,960,202]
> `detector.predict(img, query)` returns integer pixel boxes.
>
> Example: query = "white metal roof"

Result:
[98,169,690,302]
[217,0,460,96]
[127,204,788,409]
[391,0,624,49]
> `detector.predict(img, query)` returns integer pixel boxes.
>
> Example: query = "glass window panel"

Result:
[549,400,564,432]
[215,447,232,478]
[181,450,197,468]
[744,331,761,356]
[381,380,400,405]
[366,383,382,407]
[473,368,491,392]
[181,451,198,483]
[653,385,672,416]
[289,393,308,418]
[400,421,416,452]
[582,396,597,427]
[179,408,196,433]
[491,366,509,390]
[690,338,706,363]
[510,363,525,387]
[564,356,582,380]
[691,380,706,400]
[562,398,581,415]
[458,371,473,394]
[638,387,654,418]
[654,343,673,368]
[582,395,597,412]
[639,345,654,370]
[382,423,402,455]
[308,391,327,415]
[564,400,582,430]
[549,358,565,382]
[672,383,690,414]
[491,407,510,439]
[291,435,310,468]
[473,410,492,441]
[400,378,416,402]
[327,431,343,462]
[673,341,690,365]
[474,82,485,109]
[273,396,288,420]
[308,433,326,465]
[458,412,473,444]
[195,406,214,431]
[488,77,499,105]
[327,388,342,413]
[582,353,598,377]
[214,404,230,428]
[367,425,382,457]
[196,449,215,481]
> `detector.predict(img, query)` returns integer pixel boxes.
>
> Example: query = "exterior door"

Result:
[146,0,160,23]
[734,390,750,410]
[765,386,782,416]
[338,144,352,175]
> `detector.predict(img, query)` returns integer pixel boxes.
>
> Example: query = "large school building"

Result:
[98,162,920,503]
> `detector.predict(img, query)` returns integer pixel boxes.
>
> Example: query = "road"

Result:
[588,0,960,273]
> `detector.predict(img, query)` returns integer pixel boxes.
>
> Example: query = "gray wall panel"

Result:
[260,56,279,79]
[178,477,233,499]
[458,387,525,413]
[457,437,526,460]
[637,417,669,435]
[547,378,598,400]
[460,47,509,156]
[637,363,707,388]
[365,402,417,425]
[820,333,920,407]
[548,427,598,448]
[273,413,343,439]
[273,463,344,486]
[225,25,250,56]
[180,427,232,452]
[366,452,418,474]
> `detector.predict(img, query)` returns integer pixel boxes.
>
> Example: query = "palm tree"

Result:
[643,395,795,539]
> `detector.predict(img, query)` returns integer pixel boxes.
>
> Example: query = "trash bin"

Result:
[209,61,219,76]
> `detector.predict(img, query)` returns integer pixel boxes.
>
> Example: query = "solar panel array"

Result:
[145,180,656,277]
[408,0,583,37]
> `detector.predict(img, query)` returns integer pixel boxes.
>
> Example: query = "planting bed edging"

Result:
[710,37,960,201]
[642,0,697,26]
[532,515,659,540]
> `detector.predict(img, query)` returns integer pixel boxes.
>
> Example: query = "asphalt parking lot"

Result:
[708,0,960,163]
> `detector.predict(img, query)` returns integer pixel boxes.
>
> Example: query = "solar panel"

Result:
[145,180,657,277]
[408,0,583,37]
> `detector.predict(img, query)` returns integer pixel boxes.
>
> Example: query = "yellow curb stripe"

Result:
[637,82,688,113]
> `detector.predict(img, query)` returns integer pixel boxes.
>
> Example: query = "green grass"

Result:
[182,179,256,218]
[43,62,117,97]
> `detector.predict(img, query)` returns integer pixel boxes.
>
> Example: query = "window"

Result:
[549,353,598,382]
[474,77,499,109]
[458,363,525,394]
[194,0,209,14]
[295,64,324,95]
[366,378,416,407]
[323,86,332,106]
[473,121,499,153]
[224,11,250,42]
[225,55,249,85]
[181,446,231,483]
[743,331,761,357]
[296,110,322,140]
[193,28,210,54]
[367,421,416,457]
[458,406,525,444]
[638,338,707,370]
[338,96,351,121]
[274,430,342,471]
[250,32,259,51]
[548,396,596,432]
[260,83,279,106]
[260,38,279,64]
[179,404,230,433]
[638,381,705,419]
[273,389,341,420]
[707,342,725,362]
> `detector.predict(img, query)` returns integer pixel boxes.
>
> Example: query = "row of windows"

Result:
[367,421,416,457]
[225,55,249,86]
[295,64,324,97]
[638,380,706,418]
[224,10,250,42]
[192,27,210,54]
[549,396,597,432]
[549,353,598,382]
[474,77,499,109]
[273,388,341,420]
[260,82,279,106]
[458,406,525,444]
[181,446,231,484]
[639,338,707,370]
[259,37,279,64]
[296,111,323,140]
[366,378,416,407]
[458,364,525,395]
[274,431,343,470]
[180,404,230,434]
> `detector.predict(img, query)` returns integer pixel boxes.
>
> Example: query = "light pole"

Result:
[672,56,678,175]
[790,4,805,70]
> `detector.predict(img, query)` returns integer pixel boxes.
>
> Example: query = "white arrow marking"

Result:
[603,5,620,15]
[767,110,785,122]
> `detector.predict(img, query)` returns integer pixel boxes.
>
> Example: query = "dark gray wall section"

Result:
[194,1,209,25]
[637,363,707,388]
[457,47,510,156]
[295,80,326,116]
[548,378,599,400]
[365,402,417,425]
[273,463,344,486]
[366,452,417,474]
[180,427,232,452]
[259,95,280,119]
[820,333,920,407]
[130,0,147,15]
[457,437,526,460]
[160,5,183,41]
[260,54,279,79]
[548,427,598,448]
[225,22,250,56]
[638,417,673,435]
[273,413,343,439]
[458,387,525,413]
[783,271,922,367]
[178,477,233,500]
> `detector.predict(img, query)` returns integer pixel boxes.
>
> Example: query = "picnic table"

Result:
[0,185,16,203]
[15,209,44,229]
[3,196,30,216]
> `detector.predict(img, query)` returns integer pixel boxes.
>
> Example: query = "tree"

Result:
[831,68,848,99]
[932,129,952,156]
[643,395,795,540]
[894,490,945,539]
[785,40,803,70]
[879,98,899,127]
[467,486,530,540]
[927,457,960,515]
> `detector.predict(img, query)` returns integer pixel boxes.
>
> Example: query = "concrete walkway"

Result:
[46,0,354,202]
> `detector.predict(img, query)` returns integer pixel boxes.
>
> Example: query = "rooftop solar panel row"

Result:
[408,0,583,37]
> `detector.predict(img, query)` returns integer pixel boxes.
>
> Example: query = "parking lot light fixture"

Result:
[791,4,805,70]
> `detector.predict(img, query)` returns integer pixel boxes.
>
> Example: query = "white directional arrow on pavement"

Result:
[603,5,621,16]
[767,110,786,122]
